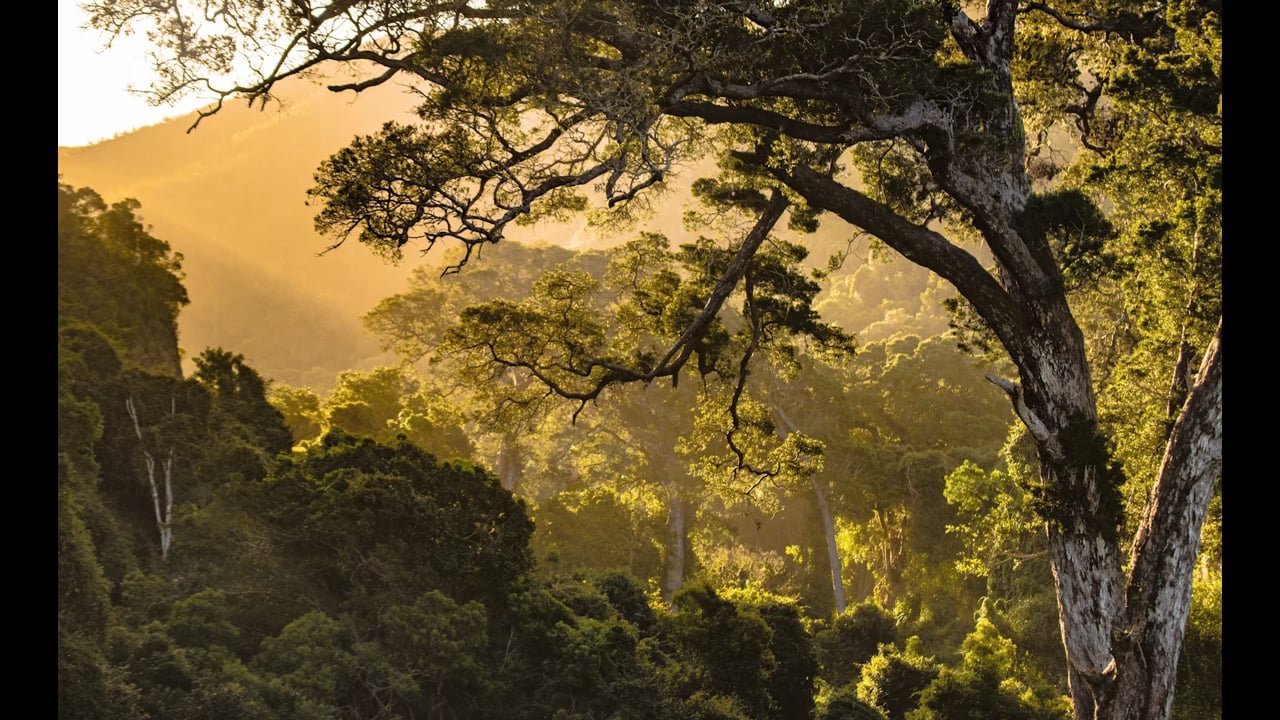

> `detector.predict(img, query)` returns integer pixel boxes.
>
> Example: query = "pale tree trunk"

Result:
[1101,323,1221,720]
[996,322,1220,720]
[495,430,522,493]
[126,395,176,560]
[812,477,847,615]
[984,297,1131,719]
[1041,461,1126,717]
[773,404,847,614]
[871,506,907,609]
[662,493,692,603]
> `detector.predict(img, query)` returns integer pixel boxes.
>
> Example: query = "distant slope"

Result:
[58,76,428,389]
[59,72,961,389]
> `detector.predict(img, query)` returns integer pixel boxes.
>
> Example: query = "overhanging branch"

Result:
[1022,2,1168,42]
[771,163,1020,341]
[455,190,789,422]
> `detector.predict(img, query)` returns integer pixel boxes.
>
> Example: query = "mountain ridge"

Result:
[58,77,432,389]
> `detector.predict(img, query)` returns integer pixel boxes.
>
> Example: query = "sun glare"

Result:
[58,0,209,147]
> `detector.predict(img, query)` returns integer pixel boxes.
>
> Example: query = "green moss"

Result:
[1024,414,1126,542]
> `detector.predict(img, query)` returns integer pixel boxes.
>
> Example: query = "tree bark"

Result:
[495,430,521,493]
[1101,322,1221,720]
[812,476,847,615]
[993,307,1130,718]
[662,493,692,603]
[126,395,175,560]
[772,403,848,614]
[1042,459,1126,717]
[1011,321,1219,720]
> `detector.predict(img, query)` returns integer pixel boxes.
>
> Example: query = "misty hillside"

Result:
[56,73,650,388]
[57,76,433,388]
[57,72,948,389]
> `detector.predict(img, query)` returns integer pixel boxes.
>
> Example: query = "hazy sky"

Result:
[59,1,209,147]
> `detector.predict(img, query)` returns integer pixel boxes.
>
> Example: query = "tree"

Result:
[58,182,188,377]
[661,582,813,719]
[368,236,832,602]
[191,349,294,464]
[87,2,1221,717]
[815,600,898,689]
[855,637,939,720]
[777,334,1011,622]
[246,430,535,610]
[909,610,1070,719]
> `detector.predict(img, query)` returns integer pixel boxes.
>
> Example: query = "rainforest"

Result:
[58,1,1220,718]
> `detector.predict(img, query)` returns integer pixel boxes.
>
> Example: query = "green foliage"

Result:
[752,596,821,720]
[663,582,778,716]
[58,463,124,720]
[251,610,357,718]
[856,637,940,720]
[941,424,1067,690]
[1016,189,1116,289]
[364,241,592,364]
[907,612,1070,720]
[597,571,661,636]
[191,348,293,488]
[246,430,534,609]
[681,390,826,509]
[59,482,112,638]
[394,387,477,460]
[167,589,241,650]
[494,581,666,719]
[820,685,890,720]
[533,488,665,582]
[271,366,477,460]
[361,591,491,716]
[323,365,420,441]
[817,601,900,688]
[1172,573,1221,720]
[265,383,324,445]
[59,626,140,720]
[851,140,957,226]
[943,427,1043,579]
[194,349,292,454]
[58,182,188,375]
[657,582,818,718]
[810,334,1011,639]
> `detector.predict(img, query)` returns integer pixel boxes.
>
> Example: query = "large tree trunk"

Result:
[1041,458,1126,717]
[1002,321,1220,720]
[1100,323,1221,720]
[990,303,1132,719]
